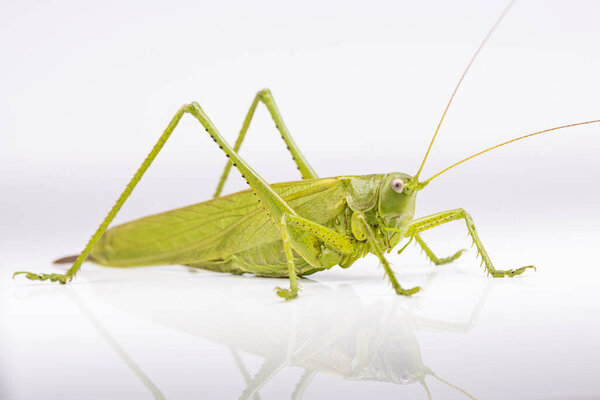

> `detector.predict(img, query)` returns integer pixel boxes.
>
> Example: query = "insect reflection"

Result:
[76,269,488,399]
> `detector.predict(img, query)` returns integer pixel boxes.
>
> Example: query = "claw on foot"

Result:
[395,286,422,297]
[275,287,298,301]
[491,265,536,278]
[13,271,70,284]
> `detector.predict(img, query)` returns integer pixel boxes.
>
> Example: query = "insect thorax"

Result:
[343,173,417,253]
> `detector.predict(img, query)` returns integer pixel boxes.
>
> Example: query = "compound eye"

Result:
[391,178,404,193]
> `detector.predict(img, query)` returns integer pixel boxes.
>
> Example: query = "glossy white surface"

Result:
[3,230,600,399]
[2,0,599,398]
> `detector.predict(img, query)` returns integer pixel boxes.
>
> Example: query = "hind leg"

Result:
[213,89,318,197]
[14,101,316,285]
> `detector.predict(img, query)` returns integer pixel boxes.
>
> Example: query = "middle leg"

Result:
[354,212,421,296]
[276,213,357,300]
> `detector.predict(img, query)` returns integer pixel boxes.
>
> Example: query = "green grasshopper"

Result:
[14,3,600,300]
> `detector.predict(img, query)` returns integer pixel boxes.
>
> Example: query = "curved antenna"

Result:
[419,378,433,400]
[424,366,477,400]
[414,0,516,180]
[423,119,600,184]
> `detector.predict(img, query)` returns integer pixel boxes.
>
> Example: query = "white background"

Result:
[1,0,599,399]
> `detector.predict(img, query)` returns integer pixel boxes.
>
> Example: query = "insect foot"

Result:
[490,265,536,278]
[13,271,70,284]
[275,287,298,301]
[435,249,467,265]
[395,286,422,297]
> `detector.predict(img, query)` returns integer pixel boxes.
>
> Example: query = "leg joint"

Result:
[258,88,272,99]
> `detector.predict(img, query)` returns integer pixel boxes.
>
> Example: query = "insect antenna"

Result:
[423,119,600,185]
[414,0,516,180]
[419,378,432,400]
[423,367,477,400]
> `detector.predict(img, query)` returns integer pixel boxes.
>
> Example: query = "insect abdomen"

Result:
[90,178,347,268]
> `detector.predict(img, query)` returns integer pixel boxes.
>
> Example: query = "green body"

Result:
[16,88,538,298]
[91,173,415,278]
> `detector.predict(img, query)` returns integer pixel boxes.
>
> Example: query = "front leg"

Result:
[414,233,466,266]
[354,213,421,296]
[406,209,535,277]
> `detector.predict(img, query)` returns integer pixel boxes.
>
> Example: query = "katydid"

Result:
[13,2,600,300]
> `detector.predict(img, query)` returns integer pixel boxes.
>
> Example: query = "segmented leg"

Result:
[395,235,414,255]
[240,353,286,400]
[292,369,317,400]
[276,215,300,300]
[284,213,355,255]
[214,89,318,197]
[414,233,466,265]
[276,213,356,300]
[230,349,261,400]
[354,212,421,296]
[14,101,316,285]
[406,209,535,277]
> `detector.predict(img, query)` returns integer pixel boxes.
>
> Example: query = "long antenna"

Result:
[423,119,600,184]
[414,0,516,179]
[426,369,477,400]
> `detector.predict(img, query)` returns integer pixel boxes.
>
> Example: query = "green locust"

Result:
[14,3,599,300]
